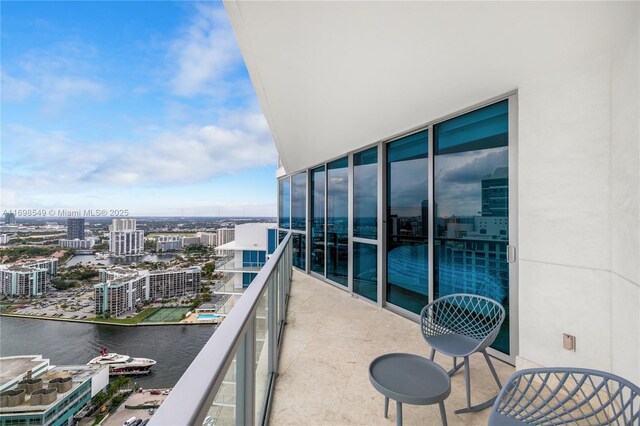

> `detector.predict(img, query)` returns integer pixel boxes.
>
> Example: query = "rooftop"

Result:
[270,271,514,425]
[0,356,49,391]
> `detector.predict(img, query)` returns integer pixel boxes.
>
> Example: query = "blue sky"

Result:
[1,1,277,217]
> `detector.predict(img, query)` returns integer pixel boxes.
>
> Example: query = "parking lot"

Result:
[6,286,97,320]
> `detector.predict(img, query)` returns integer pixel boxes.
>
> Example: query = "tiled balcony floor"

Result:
[270,271,515,426]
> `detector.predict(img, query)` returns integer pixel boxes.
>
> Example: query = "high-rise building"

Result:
[94,267,202,317]
[108,219,144,256]
[215,228,236,256]
[197,232,218,247]
[3,212,16,224]
[66,218,85,240]
[0,259,57,296]
[215,223,277,290]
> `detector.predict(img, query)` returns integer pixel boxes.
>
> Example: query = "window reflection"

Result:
[291,172,307,231]
[278,178,290,229]
[311,166,325,275]
[292,233,306,271]
[354,242,377,302]
[354,147,377,239]
[386,131,429,313]
[327,157,348,286]
[434,99,509,354]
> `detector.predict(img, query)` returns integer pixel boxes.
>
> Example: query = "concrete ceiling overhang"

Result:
[225,1,637,174]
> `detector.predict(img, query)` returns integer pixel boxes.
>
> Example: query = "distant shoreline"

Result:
[0,312,216,327]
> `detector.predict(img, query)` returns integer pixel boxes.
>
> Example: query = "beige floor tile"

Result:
[270,270,514,426]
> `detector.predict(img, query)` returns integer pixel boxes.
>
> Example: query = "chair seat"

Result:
[425,333,480,357]
[488,412,526,425]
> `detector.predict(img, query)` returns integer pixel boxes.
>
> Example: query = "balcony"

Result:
[218,259,265,273]
[151,234,515,426]
[270,271,514,425]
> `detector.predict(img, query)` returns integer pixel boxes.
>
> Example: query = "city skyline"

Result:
[1,1,278,217]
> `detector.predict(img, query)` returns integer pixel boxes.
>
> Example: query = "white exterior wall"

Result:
[517,16,640,383]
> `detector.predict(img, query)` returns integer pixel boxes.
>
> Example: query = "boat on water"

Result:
[88,347,156,376]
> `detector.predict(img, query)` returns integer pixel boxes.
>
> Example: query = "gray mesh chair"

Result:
[489,367,640,425]
[420,293,505,414]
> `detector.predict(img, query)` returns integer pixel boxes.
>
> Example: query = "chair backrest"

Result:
[420,293,505,349]
[492,368,640,425]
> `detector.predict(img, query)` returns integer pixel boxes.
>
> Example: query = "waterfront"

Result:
[65,253,176,267]
[0,315,215,388]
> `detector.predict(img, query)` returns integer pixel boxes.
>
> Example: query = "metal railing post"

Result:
[236,317,256,426]
[268,275,277,374]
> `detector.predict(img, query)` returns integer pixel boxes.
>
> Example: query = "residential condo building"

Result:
[150,2,640,425]
[0,259,58,297]
[3,212,16,225]
[66,218,85,240]
[94,267,202,317]
[197,232,218,247]
[108,218,144,256]
[58,239,96,250]
[215,223,277,290]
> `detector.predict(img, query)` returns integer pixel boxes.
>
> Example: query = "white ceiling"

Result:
[225,1,637,174]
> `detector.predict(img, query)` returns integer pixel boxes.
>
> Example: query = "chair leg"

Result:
[430,348,436,361]
[464,356,471,408]
[482,349,502,389]
[438,401,448,426]
[447,356,464,376]
[454,354,500,414]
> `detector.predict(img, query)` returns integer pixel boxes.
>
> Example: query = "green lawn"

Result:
[88,307,160,325]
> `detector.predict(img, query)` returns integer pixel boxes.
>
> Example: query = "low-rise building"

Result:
[0,234,12,245]
[156,236,182,252]
[0,355,108,426]
[58,239,96,250]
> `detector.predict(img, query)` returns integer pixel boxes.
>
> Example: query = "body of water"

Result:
[65,253,176,267]
[0,316,214,388]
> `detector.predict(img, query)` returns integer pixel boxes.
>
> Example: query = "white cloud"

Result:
[170,4,243,97]
[1,110,276,196]
[1,71,36,102]
[1,40,107,112]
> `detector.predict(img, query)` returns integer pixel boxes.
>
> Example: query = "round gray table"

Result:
[369,353,451,426]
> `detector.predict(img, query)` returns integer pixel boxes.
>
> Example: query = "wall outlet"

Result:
[563,333,576,352]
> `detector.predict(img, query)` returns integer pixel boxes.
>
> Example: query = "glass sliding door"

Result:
[292,233,306,271]
[327,157,348,286]
[278,178,290,229]
[353,147,378,301]
[386,131,429,313]
[291,172,307,231]
[353,147,377,240]
[354,242,377,302]
[310,166,326,275]
[291,172,307,271]
[433,99,510,354]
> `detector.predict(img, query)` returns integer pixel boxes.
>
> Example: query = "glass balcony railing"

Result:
[218,260,266,272]
[150,233,292,426]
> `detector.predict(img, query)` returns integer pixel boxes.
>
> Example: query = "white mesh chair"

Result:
[490,367,640,425]
[420,293,505,413]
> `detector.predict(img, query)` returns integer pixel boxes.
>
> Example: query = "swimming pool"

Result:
[197,314,219,321]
